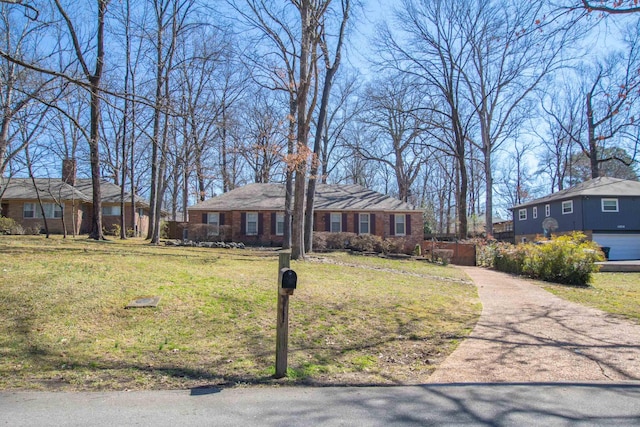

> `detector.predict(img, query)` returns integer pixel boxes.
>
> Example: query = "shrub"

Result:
[312,232,328,251]
[326,232,357,249]
[312,232,358,251]
[433,248,453,265]
[477,232,604,285]
[0,216,22,235]
[186,224,232,242]
[349,234,387,253]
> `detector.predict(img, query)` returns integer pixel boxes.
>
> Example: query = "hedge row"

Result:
[312,231,420,255]
[477,232,604,286]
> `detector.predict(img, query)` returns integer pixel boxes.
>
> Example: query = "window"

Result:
[330,213,341,233]
[533,206,538,219]
[23,203,35,218]
[24,203,63,219]
[601,198,619,212]
[207,212,220,235]
[246,212,258,235]
[395,215,406,236]
[359,213,370,234]
[276,213,284,236]
[562,200,573,215]
[518,209,527,221]
[102,205,121,216]
[545,204,550,217]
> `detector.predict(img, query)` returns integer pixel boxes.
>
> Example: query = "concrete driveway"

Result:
[428,267,640,383]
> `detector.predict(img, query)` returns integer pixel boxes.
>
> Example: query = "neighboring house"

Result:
[511,177,640,260]
[186,183,424,246]
[493,218,514,243]
[0,161,151,236]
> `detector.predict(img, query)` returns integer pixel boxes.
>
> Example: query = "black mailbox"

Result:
[280,268,297,289]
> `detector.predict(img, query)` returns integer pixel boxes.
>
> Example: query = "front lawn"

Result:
[0,236,480,390]
[541,272,640,322]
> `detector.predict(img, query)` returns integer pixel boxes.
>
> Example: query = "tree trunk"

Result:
[586,92,600,179]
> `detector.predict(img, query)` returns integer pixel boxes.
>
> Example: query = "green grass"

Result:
[541,272,640,322]
[0,235,480,391]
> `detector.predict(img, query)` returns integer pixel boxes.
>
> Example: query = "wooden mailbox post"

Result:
[275,252,296,378]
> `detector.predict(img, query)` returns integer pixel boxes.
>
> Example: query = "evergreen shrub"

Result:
[477,232,604,286]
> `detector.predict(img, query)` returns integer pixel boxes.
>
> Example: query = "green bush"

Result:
[0,216,23,235]
[477,232,604,286]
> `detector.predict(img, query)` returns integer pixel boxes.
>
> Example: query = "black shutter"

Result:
[342,213,348,232]
[354,213,359,234]
[202,213,207,224]
[271,213,276,235]
[220,213,225,225]
[258,213,264,235]
[241,212,246,235]
[325,213,330,232]
[406,214,412,235]
[390,214,395,235]
[371,214,376,235]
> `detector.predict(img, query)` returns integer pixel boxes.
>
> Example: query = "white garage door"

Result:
[592,234,640,261]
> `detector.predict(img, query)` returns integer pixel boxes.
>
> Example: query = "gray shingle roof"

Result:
[512,177,640,209]
[1,178,90,202]
[1,178,148,207]
[74,179,149,207]
[189,183,421,212]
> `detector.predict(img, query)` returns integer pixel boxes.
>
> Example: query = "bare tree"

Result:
[304,0,350,254]
[377,0,475,238]
[352,76,427,202]
[459,0,576,237]
[580,0,640,14]
[0,3,56,191]
[147,0,198,244]
[240,93,287,183]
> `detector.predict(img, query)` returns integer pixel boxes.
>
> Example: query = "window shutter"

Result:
[390,214,395,235]
[258,213,264,235]
[354,213,359,234]
[220,213,225,225]
[371,214,376,235]
[342,213,348,232]
[241,212,246,235]
[325,213,330,232]
[202,213,207,224]
[271,213,276,235]
[406,214,412,235]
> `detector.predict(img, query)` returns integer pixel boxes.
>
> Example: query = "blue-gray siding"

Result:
[513,196,640,236]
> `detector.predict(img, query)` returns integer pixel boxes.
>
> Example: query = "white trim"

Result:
[275,213,284,236]
[394,214,406,236]
[562,200,573,215]
[518,208,527,221]
[330,212,341,233]
[359,213,370,234]
[246,212,258,236]
[545,204,550,217]
[207,212,220,235]
[533,206,538,219]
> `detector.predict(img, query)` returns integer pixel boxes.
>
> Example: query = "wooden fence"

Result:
[421,240,477,266]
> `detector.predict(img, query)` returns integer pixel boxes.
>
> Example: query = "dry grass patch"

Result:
[0,236,479,390]
[540,272,640,323]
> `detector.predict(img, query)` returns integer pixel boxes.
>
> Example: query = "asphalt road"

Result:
[2,383,640,426]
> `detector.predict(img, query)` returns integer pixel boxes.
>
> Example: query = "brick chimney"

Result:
[62,158,77,186]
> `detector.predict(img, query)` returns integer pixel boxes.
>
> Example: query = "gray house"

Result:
[511,177,640,261]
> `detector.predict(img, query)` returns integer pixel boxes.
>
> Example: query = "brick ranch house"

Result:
[185,183,424,247]
[0,160,151,236]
